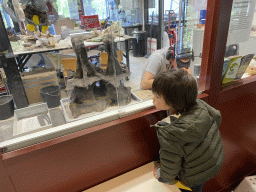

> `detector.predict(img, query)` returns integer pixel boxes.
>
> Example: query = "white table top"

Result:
[12,35,134,56]
[83,37,127,46]
[13,45,72,56]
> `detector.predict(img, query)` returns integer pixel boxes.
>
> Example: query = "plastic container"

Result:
[199,10,207,24]
[0,95,14,120]
[132,31,147,57]
[194,64,201,76]
[13,103,52,136]
[48,24,56,35]
[40,85,60,108]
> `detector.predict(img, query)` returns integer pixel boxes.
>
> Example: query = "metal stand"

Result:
[0,58,28,109]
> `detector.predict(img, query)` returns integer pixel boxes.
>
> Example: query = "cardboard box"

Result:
[147,37,157,55]
[234,176,256,192]
[21,71,59,104]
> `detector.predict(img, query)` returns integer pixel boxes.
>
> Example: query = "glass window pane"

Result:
[186,0,208,86]
[148,0,159,24]
[83,0,106,20]
[222,0,256,85]
[0,0,215,151]
[0,0,14,28]
[164,0,208,90]
[0,0,141,150]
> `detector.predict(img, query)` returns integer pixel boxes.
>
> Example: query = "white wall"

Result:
[193,0,207,11]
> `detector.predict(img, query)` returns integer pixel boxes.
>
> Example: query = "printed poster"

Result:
[147,37,157,55]
[227,0,256,45]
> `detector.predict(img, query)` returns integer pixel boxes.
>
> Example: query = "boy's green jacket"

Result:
[152,99,225,187]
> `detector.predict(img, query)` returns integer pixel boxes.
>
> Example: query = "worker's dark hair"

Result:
[152,68,198,114]
[166,46,175,60]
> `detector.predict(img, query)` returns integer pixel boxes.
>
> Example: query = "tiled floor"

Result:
[128,51,148,87]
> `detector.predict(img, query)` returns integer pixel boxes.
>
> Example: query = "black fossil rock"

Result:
[105,41,123,76]
[67,37,131,118]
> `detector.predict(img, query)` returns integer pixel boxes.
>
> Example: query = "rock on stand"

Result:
[66,32,131,118]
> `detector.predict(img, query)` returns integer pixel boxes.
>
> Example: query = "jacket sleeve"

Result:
[157,128,183,182]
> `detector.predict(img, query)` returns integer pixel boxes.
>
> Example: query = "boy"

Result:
[151,68,224,192]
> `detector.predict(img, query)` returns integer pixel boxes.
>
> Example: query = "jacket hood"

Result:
[153,99,221,143]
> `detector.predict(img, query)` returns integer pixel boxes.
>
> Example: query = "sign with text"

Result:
[80,15,101,30]
[227,0,256,45]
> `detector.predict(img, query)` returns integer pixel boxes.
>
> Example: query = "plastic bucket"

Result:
[0,95,14,120]
[40,85,60,108]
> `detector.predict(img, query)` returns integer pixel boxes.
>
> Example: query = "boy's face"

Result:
[152,93,176,114]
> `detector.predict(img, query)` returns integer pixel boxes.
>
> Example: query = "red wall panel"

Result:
[204,93,256,192]
[2,110,166,192]
[0,151,16,192]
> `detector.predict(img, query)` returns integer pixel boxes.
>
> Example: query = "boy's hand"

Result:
[153,161,161,179]
[153,166,159,179]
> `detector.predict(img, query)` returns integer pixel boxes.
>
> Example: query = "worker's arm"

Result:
[141,71,155,90]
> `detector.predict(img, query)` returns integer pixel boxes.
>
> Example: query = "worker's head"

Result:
[152,68,198,114]
[176,57,191,69]
[166,47,191,68]
[166,46,175,61]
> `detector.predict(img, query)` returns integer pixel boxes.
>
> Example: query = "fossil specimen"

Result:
[66,34,131,118]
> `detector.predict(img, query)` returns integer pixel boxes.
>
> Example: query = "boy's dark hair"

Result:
[152,68,198,114]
